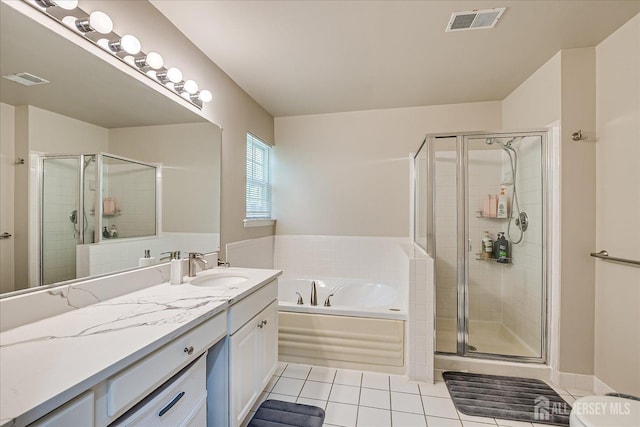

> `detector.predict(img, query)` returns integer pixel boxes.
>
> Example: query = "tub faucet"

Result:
[310,281,318,306]
[296,292,304,305]
[324,294,334,307]
[188,252,208,277]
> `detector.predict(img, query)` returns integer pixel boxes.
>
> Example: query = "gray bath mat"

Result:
[443,371,572,426]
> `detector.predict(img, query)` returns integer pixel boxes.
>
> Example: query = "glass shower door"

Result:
[465,133,545,359]
[41,156,81,285]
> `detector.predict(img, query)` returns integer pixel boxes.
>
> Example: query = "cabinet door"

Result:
[258,301,279,390]
[229,317,259,427]
[31,391,94,427]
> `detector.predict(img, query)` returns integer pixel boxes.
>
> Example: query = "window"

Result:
[246,133,272,220]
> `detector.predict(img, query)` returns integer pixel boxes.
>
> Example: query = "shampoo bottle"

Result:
[495,232,510,263]
[497,186,508,218]
[481,231,493,259]
[138,249,155,267]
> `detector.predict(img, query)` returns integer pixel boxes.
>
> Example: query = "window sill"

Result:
[243,218,276,228]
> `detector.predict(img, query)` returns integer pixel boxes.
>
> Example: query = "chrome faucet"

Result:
[310,280,318,306]
[296,292,304,305]
[160,250,181,261]
[324,294,334,307]
[188,252,208,277]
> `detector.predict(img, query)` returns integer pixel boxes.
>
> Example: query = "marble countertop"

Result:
[0,267,281,427]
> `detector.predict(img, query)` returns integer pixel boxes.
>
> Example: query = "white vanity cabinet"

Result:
[228,281,278,427]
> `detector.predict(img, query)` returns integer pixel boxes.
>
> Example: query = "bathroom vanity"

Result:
[0,267,281,427]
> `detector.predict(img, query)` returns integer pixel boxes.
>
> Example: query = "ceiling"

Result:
[151,0,640,117]
[0,2,204,128]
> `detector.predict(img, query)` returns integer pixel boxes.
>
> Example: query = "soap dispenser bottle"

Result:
[170,252,183,285]
[138,249,155,267]
[481,231,493,259]
[497,186,508,219]
[495,232,510,263]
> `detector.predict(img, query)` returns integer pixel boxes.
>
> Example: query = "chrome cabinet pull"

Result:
[262,319,268,326]
[183,346,194,355]
[0,232,12,239]
[257,321,264,328]
[158,391,185,417]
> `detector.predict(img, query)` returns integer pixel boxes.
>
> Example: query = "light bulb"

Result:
[180,92,191,100]
[145,52,164,70]
[166,68,182,84]
[89,11,113,34]
[198,90,213,103]
[120,35,141,55]
[183,79,198,94]
[146,70,157,79]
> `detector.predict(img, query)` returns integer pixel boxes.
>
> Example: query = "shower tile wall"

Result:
[41,160,77,285]
[103,163,156,238]
[468,149,507,323]
[501,138,543,353]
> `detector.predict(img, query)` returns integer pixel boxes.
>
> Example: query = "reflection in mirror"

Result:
[0,2,221,295]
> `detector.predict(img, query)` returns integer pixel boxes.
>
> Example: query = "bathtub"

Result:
[277,277,407,372]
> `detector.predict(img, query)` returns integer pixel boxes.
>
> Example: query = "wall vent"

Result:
[2,72,50,86]
[446,7,506,32]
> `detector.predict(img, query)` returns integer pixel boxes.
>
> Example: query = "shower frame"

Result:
[414,130,551,364]
[37,152,160,286]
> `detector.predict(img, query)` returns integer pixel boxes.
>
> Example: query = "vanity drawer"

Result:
[30,391,94,427]
[228,280,277,333]
[106,313,225,417]
[111,355,206,426]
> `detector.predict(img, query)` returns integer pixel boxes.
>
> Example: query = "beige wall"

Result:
[274,102,502,236]
[76,1,274,258]
[502,48,597,375]
[108,123,221,235]
[594,14,640,395]
[0,103,15,293]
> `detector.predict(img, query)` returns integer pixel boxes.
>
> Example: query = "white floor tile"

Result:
[566,388,591,397]
[391,391,424,414]
[493,419,533,427]
[392,410,427,427]
[308,366,338,383]
[559,394,576,405]
[264,375,278,392]
[274,362,286,376]
[390,375,421,394]
[267,392,298,403]
[300,381,333,401]
[335,369,363,387]
[357,406,391,427]
[426,416,463,427]
[422,396,459,419]
[330,384,361,405]
[324,402,358,427]
[546,382,568,395]
[271,377,305,396]
[457,411,497,424]
[462,421,497,427]
[297,397,327,409]
[359,387,390,410]
[419,381,451,398]
[362,372,390,390]
[282,363,312,379]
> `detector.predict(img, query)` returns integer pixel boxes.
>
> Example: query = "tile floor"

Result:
[246,362,591,427]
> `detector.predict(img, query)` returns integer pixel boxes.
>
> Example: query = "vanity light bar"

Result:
[26,0,212,109]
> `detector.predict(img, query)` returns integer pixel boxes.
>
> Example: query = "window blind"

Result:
[246,134,272,219]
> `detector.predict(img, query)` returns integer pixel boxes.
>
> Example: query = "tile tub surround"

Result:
[251,362,587,427]
[0,267,281,427]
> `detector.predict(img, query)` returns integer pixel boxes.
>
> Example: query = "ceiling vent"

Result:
[446,7,506,32]
[2,72,50,86]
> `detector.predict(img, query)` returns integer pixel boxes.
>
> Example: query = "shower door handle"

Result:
[0,232,12,239]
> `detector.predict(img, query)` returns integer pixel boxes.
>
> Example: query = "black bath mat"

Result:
[443,371,572,426]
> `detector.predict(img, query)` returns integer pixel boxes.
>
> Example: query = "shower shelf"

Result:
[88,209,122,216]
[475,211,508,220]
[475,254,512,264]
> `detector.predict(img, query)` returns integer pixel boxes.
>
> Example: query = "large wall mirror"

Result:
[0,2,221,295]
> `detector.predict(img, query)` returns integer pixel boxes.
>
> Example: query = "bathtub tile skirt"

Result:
[278,312,405,369]
[443,371,571,426]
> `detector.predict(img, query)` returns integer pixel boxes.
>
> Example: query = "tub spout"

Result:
[296,292,304,305]
[324,294,334,307]
[310,281,318,306]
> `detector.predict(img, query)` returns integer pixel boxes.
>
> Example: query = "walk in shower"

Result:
[38,153,158,286]
[414,131,548,362]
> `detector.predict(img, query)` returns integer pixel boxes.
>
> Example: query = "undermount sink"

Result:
[189,273,249,287]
